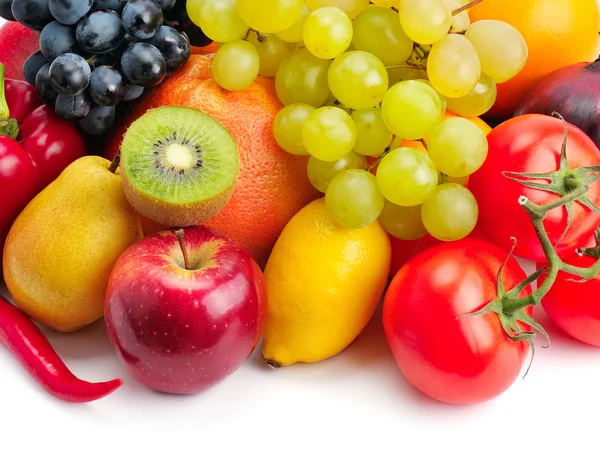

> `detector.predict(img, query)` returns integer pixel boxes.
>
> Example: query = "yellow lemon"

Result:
[262,197,391,367]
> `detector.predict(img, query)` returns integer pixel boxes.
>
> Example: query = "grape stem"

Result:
[246,29,268,43]
[452,0,484,15]
[385,64,426,71]
[462,113,600,372]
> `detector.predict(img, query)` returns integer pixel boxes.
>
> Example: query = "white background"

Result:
[3,6,600,460]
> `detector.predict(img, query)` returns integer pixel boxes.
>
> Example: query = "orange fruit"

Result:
[106,55,320,267]
[469,0,599,121]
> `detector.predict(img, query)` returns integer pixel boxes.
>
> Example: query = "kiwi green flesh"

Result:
[121,106,239,206]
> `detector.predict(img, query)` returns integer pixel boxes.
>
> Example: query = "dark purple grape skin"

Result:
[89,65,126,106]
[120,42,166,87]
[121,0,163,40]
[23,50,48,86]
[49,52,91,96]
[76,10,125,54]
[35,63,59,106]
[49,0,93,25]
[154,0,175,11]
[88,51,119,69]
[54,92,92,121]
[0,0,15,21]
[78,104,116,135]
[123,83,144,101]
[91,0,128,13]
[163,0,189,27]
[39,20,82,60]
[11,0,53,31]
[149,25,189,70]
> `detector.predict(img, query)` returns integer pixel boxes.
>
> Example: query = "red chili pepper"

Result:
[0,295,122,403]
[0,62,86,259]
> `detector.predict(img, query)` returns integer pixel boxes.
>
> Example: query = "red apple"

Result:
[104,226,267,395]
[0,22,40,81]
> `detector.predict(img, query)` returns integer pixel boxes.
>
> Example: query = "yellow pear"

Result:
[3,156,143,332]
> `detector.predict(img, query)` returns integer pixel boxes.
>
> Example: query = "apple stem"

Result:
[174,229,191,271]
[108,151,121,174]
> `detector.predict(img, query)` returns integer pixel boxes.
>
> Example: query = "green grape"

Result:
[325,169,384,228]
[273,103,315,155]
[352,6,413,66]
[275,3,311,43]
[465,20,528,84]
[352,108,392,157]
[376,147,438,206]
[387,66,427,87]
[379,200,427,240]
[237,0,305,33]
[306,0,370,19]
[328,51,388,110]
[446,0,470,33]
[246,32,291,77]
[446,73,496,118]
[421,183,478,241]
[371,0,398,6]
[212,40,260,91]
[427,34,481,98]
[275,47,331,107]
[302,7,353,60]
[186,0,207,24]
[399,0,452,45]
[416,79,447,114]
[307,151,368,192]
[301,106,357,161]
[193,0,248,43]
[438,172,469,186]
[381,80,444,140]
[427,118,488,177]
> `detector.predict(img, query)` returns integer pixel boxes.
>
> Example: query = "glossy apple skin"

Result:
[105,226,267,394]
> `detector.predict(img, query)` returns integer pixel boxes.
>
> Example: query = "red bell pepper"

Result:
[0,62,86,256]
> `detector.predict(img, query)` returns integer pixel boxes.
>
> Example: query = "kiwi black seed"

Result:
[120,106,239,227]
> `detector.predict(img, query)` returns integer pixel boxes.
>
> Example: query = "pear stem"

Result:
[174,229,191,271]
[108,151,121,174]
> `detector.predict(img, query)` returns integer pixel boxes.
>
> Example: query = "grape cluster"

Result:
[2,0,204,135]
[187,0,528,242]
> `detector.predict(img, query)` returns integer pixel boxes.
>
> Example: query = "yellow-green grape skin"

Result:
[193,0,249,43]
[446,73,497,118]
[416,79,447,114]
[273,103,316,155]
[275,47,331,107]
[398,0,452,45]
[246,32,291,77]
[465,19,528,84]
[379,200,427,240]
[427,118,488,177]
[186,0,206,24]
[302,7,353,60]
[351,6,413,66]
[236,0,305,33]
[306,0,370,19]
[376,147,438,206]
[370,0,398,6]
[301,106,357,161]
[307,151,368,193]
[446,0,470,33]
[212,40,260,91]
[325,169,384,228]
[427,34,481,98]
[387,66,427,87]
[438,172,469,186]
[328,51,388,110]
[275,2,311,43]
[381,80,444,140]
[421,183,478,241]
[352,108,392,157]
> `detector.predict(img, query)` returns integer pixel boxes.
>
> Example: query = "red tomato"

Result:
[469,114,600,262]
[383,238,532,405]
[389,233,441,277]
[538,254,600,347]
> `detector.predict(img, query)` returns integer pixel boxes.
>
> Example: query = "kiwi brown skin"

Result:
[119,106,239,227]
[121,174,236,227]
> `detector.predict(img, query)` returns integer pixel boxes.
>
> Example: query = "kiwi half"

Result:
[120,106,239,227]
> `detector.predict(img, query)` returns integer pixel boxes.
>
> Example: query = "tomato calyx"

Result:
[502,113,600,235]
